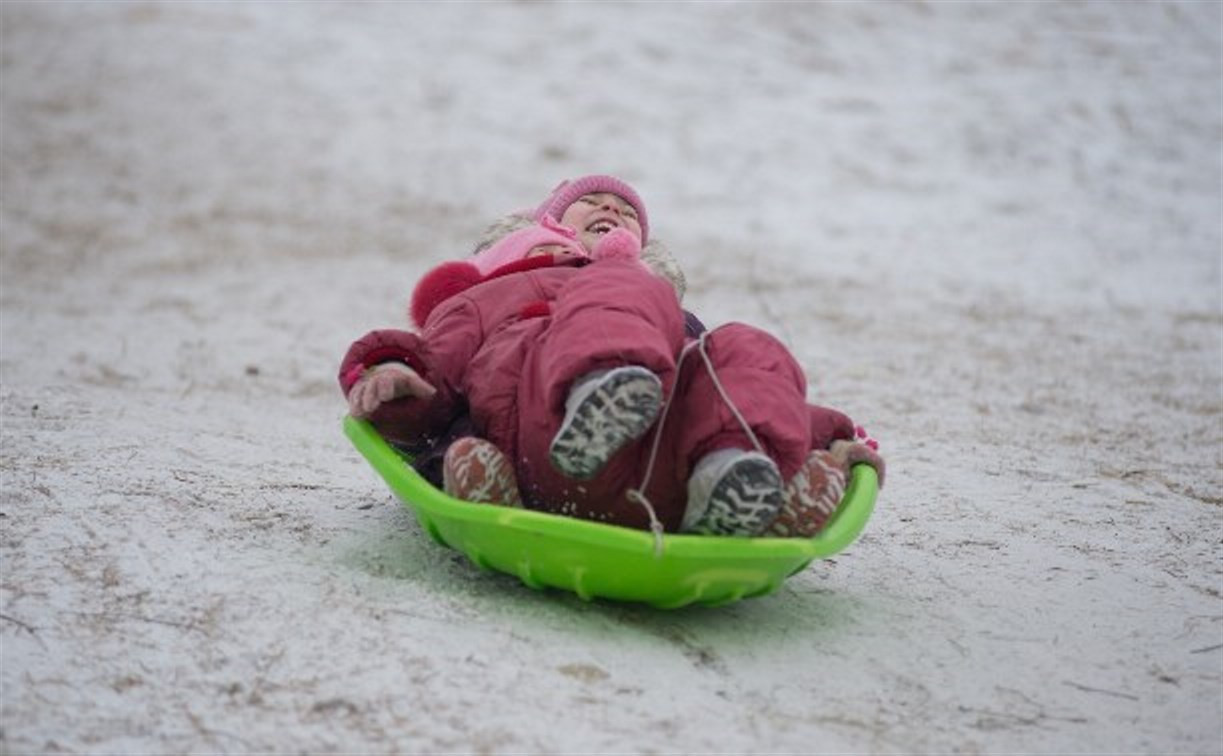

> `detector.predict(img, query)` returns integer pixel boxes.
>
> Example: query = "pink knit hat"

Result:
[469,216,586,275]
[533,175,650,245]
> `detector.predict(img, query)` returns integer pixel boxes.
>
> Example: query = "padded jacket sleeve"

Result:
[808,404,855,450]
[337,328,462,450]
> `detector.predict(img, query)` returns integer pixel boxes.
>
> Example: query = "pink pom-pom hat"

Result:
[469,216,587,275]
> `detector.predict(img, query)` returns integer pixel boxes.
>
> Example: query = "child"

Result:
[340,175,884,538]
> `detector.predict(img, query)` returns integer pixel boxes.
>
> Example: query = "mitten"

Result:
[347,362,437,419]
[829,439,886,488]
[591,227,642,263]
[853,424,880,451]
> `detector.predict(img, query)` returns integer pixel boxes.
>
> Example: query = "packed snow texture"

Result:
[2,2,1220,753]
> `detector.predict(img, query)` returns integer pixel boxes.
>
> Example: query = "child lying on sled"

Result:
[339,175,884,538]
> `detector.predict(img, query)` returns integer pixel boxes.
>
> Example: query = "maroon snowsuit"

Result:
[339,256,854,532]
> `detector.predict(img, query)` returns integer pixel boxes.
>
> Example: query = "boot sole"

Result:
[689,453,783,536]
[549,367,663,480]
[443,437,523,506]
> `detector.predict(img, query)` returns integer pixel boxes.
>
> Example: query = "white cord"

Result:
[626,328,765,558]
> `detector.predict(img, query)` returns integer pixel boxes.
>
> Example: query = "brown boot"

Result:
[766,450,847,538]
[442,436,523,507]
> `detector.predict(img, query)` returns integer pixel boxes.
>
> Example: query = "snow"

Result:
[2,1,1220,753]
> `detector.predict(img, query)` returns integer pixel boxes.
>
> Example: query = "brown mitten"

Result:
[830,439,886,488]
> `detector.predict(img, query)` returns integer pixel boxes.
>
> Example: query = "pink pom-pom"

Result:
[591,227,641,262]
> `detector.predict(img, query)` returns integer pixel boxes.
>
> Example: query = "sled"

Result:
[344,416,877,608]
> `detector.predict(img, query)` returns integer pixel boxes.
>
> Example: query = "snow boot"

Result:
[766,449,847,538]
[443,436,523,507]
[682,449,784,536]
[549,366,663,480]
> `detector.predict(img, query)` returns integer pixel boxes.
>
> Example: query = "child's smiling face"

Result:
[560,192,642,252]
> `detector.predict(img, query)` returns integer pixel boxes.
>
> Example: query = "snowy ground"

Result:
[2,2,1220,753]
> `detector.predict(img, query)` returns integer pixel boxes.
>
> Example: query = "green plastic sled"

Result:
[344,416,877,608]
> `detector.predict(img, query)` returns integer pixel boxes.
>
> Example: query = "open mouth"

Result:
[586,219,619,236]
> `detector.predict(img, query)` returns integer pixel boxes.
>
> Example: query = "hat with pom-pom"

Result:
[411,217,588,327]
[533,175,649,245]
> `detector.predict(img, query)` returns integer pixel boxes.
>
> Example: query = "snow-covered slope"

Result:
[2,2,1219,752]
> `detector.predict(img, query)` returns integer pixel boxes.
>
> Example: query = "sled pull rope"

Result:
[624,489,666,558]
[627,329,766,558]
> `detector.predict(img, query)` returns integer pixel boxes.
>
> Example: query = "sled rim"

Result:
[343,415,876,555]
[343,416,877,605]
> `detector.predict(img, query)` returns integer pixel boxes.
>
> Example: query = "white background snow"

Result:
[2,1,1220,753]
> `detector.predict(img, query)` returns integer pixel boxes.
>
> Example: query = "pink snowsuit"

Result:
[339,246,855,532]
